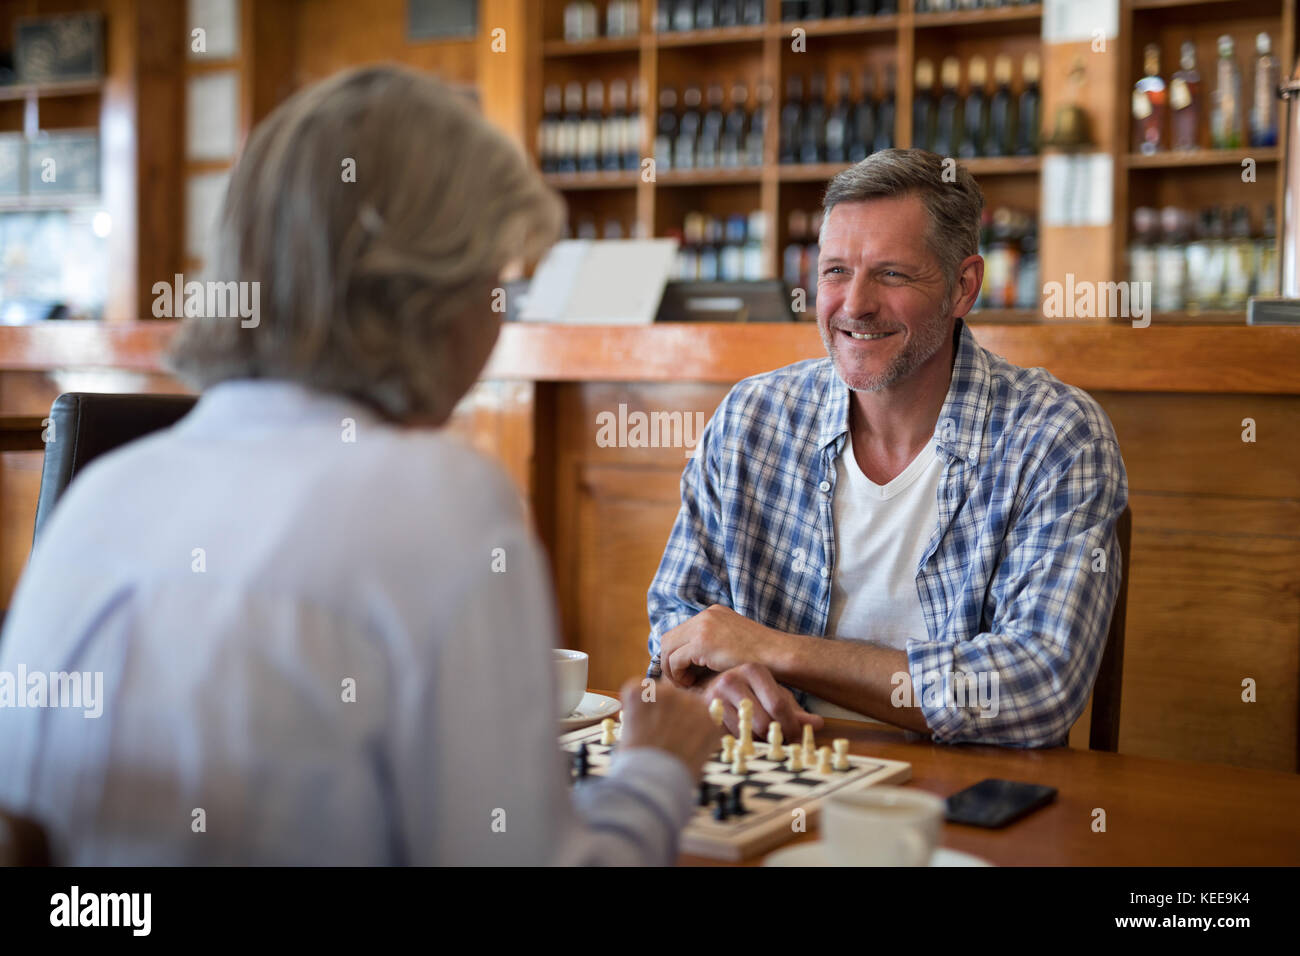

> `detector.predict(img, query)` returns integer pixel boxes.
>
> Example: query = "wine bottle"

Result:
[1015,52,1040,155]
[675,85,703,169]
[825,71,852,163]
[558,82,583,173]
[698,83,725,168]
[1211,35,1242,149]
[746,82,769,166]
[933,56,962,156]
[1250,32,1279,147]
[875,64,896,152]
[672,0,694,31]
[655,88,678,172]
[742,0,765,25]
[961,56,989,157]
[1170,42,1201,151]
[694,0,716,31]
[581,80,604,173]
[624,80,641,170]
[987,54,1014,157]
[801,72,827,163]
[780,75,804,164]
[1132,43,1166,155]
[721,83,748,168]
[539,84,562,173]
[849,69,875,161]
[913,58,937,152]
[604,80,627,171]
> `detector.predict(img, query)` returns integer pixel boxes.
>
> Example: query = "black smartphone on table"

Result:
[945,778,1058,828]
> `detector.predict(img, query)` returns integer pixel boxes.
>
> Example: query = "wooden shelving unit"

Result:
[532,0,1045,282]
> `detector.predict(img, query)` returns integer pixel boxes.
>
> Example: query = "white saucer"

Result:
[762,841,992,867]
[559,692,621,730]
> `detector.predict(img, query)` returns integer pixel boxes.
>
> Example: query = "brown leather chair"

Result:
[1089,505,1132,752]
[0,807,50,866]
[32,392,197,544]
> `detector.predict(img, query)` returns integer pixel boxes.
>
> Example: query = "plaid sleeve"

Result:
[906,436,1128,747]
[644,403,734,678]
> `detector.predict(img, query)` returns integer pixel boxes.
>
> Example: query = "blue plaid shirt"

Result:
[647,318,1128,748]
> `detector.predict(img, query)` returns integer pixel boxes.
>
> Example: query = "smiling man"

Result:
[647,149,1129,748]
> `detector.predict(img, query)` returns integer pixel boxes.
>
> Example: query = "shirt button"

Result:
[819,480,831,493]
[820,567,829,579]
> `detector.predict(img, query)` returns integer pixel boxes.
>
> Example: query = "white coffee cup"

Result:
[821,785,946,866]
[553,649,589,718]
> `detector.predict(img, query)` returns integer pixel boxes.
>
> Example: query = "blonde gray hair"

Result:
[167,65,564,419]
[822,148,984,288]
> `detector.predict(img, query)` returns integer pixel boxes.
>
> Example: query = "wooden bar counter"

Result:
[1,319,1298,775]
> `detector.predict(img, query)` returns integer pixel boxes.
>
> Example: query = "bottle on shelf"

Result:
[1170,42,1201,151]
[694,0,716,31]
[913,58,937,152]
[801,73,828,164]
[742,0,765,25]
[675,85,703,169]
[558,82,584,174]
[576,217,599,240]
[721,83,749,168]
[828,0,852,16]
[1132,43,1167,155]
[1186,207,1226,313]
[1250,32,1279,148]
[539,84,562,173]
[1155,206,1189,313]
[700,215,722,280]
[876,0,896,13]
[849,68,876,161]
[656,0,672,32]
[781,1,805,21]
[581,80,604,173]
[606,0,640,37]
[677,213,703,278]
[698,83,725,168]
[961,56,989,158]
[805,0,828,19]
[746,82,769,166]
[852,0,876,13]
[784,210,809,301]
[672,0,695,32]
[603,80,625,172]
[624,80,642,170]
[1016,219,1038,311]
[1223,205,1255,310]
[933,56,962,157]
[875,64,896,152]
[720,214,745,280]
[1015,52,1040,155]
[780,75,804,164]
[987,54,1015,157]
[825,72,853,164]
[716,0,740,27]
[564,1,600,42]
[655,87,678,172]
[1256,203,1278,296]
[744,210,766,280]
[1129,207,1160,301]
[1210,35,1242,149]
[604,218,624,240]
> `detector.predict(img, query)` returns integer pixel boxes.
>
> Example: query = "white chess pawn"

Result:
[832,738,851,771]
[738,698,754,721]
[738,717,756,757]
[731,748,748,776]
[721,734,736,763]
[600,718,616,746]
[802,724,816,765]
[816,745,832,775]
[785,743,804,772]
[708,698,725,726]
[766,721,785,761]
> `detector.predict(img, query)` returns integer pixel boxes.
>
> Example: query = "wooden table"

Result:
[676,717,1300,866]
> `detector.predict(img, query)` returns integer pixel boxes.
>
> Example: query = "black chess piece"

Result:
[713,790,730,821]
[575,742,590,780]
[698,781,713,807]
[729,782,748,816]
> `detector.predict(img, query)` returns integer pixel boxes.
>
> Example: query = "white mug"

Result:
[821,785,946,866]
[553,649,589,718]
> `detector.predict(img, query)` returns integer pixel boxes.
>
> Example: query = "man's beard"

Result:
[821,293,954,393]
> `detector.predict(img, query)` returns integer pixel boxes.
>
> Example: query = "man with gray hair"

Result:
[651,149,1128,749]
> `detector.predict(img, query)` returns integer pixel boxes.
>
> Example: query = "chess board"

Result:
[559,724,913,861]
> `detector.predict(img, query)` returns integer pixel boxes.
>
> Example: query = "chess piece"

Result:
[802,724,816,764]
[732,747,748,776]
[708,698,725,726]
[816,745,832,775]
[785,744,804,772]
[738,699,754,721]
[713,790,730,821]
[575,742,590,779]
[739,720,756,758]
[698,781,713,807]
[600,717,616,746]
[721,734,736,763]
[832,738,851,771]
[728,782,748,816]
[767,721,785,761]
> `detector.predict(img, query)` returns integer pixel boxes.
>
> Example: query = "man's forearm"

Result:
[766,633,932,734]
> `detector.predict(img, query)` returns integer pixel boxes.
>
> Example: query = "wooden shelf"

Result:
[914,3,1042,28]
[0,79,104,101]
[655,25,767,47]
[1125,147,1281,168]
[779,156,1039,182]
[542,35,642,57]
[1129,0,1264,9]
[542,171,640,190]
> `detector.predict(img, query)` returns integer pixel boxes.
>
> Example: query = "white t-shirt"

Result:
[804,431,943,721]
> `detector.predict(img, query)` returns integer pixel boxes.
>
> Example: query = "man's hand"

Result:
[617,678,718,779]
[660,604,789,687]
[690,662,823,743]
